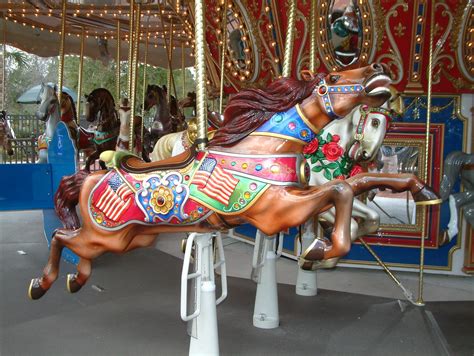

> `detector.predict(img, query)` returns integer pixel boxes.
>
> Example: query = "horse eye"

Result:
[329,75,340,83]
[372,118,380,128]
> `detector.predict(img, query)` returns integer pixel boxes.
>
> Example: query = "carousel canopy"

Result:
[0,1,195,69]
[17,83,77,104]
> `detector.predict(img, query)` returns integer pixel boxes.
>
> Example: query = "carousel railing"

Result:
[1,137,37,163]
[7,114,45,139]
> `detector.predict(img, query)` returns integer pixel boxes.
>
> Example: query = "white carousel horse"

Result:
[439,151,474,242]
[299,105,392,269]
[116,98,142,156]
[35,83,62,163]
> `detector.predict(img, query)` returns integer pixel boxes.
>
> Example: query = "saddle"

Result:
[100,146,197,174]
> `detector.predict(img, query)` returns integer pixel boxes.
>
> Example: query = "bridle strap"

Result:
[314,78,365,119]
[354,105,393,142]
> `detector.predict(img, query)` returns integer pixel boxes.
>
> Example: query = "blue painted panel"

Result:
[0,164,53,210]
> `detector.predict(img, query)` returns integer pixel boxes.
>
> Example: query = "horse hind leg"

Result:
[28,233,65,300]
[67,258,92,294]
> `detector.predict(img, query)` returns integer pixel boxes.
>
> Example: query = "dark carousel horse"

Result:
[0,110,14,157]
[144,84,186,147]
[83,88,120,171]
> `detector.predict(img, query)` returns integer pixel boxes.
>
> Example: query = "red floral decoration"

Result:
[321,141,344,161]
[303,139,319,154]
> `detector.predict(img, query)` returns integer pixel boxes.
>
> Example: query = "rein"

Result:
[314,78,364,119]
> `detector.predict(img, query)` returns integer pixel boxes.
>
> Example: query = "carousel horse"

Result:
[299,105,393,269]
[116,97,149,160]
[144,84,186,147]
[83,88,120,171]
[28,64,439,300]
[35,83,63,163]
[151,91,224,161]
[439,151,474,243]
[0,110,15,157]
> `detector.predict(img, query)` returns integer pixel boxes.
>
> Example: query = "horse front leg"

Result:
[84,149,99,172]
[346,173,441,205]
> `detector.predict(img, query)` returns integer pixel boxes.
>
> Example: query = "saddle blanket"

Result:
[88,150,308,230]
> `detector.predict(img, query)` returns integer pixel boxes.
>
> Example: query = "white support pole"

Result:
[181,232,227,356]
[252,231,282,329]
[295,221,318,296]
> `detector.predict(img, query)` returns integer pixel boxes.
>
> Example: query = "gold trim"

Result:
[296,104,319,134]
[27,279,35,300]
[415,198,443,206]
[66,274,73,293]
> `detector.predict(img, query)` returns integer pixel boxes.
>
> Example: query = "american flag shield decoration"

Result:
[95,173,134,221]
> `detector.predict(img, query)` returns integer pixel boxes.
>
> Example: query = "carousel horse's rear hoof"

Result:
[298,237,331,271]
[28,278,47,300]
[438,230,451,247]
[66,273,83,294]
[413,186,442,206]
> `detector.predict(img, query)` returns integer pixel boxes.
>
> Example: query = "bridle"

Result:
[354,105,393,142]
[313,78,365,119]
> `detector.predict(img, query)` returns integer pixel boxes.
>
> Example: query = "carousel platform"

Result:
[1,211,473,356]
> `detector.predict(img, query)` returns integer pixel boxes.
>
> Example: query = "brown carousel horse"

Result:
[28,64,439,299]
[144,84,186,146]
[83,88,120,171]
[0,110,14,157]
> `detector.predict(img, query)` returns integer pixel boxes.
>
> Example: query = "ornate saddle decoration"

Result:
[89,148,310,229]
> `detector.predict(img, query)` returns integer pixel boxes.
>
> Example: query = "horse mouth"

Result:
[364,74,392,97]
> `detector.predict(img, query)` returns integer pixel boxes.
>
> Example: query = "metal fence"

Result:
[7,114,45,139]
[1,137,37,163]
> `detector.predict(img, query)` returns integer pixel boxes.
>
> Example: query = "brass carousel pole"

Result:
[158,2,178,99]
[194,0,208,150]
[282,0,296,77]
[116,20,121,103]
[1,20,6,111]
[309,0,316,72]
[127,0,135,98]
[57,0,67,105]
[76,27,85,122]
[167,20,174,104]
[218,0,228,114]
[415,0,436,307]
[129,1,141,152]
[181,42,185,98]
[141,20,150,152]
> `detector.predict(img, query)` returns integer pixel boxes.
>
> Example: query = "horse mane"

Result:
[209,73,326,147]
[89,88,117,120]
[62,92,77,122]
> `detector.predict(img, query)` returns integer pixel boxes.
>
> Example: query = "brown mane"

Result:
[209,73,326,147]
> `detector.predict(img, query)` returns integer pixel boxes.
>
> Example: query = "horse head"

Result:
[144,84,167,112]
[85,88,116,124]
[301,63,392,122]
[35,83,58,122]
[347,105,392,163]
[179,91,196,110]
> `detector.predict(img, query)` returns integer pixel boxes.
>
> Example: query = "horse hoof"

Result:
[414,187,442,206]
[300,237,330,263]
[66,274,82,294]
[28,278,46,300]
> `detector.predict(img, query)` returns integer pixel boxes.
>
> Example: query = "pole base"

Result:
[295,269,318,296]
[253,314,279,329]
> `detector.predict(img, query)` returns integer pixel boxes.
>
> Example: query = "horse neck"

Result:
[97,110,118,131]
[46,104,61,138]
[118,110,131,137]
[154,102,171,128]
[319,118,353,151]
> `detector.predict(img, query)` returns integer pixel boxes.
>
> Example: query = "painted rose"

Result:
[303,138,319,154]
[332,134,340,143]
[349,164,363,177]
[335,175,345,180]
[321,141,344,161]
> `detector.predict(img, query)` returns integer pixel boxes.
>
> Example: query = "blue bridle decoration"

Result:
[315,78,365,119]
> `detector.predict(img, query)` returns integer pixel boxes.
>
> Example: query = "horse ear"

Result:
[300,70,315,81]
[162,85,168,93]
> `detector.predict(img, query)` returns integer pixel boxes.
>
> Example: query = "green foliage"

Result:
[5,46,196,117]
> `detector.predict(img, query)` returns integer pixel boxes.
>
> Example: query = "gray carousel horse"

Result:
[439,151,474,242]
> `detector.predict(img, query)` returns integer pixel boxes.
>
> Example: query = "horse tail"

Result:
[54,169,90,230]
[439,151,474,201]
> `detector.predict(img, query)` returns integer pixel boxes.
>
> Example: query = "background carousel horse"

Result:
[0,110,15,157]
[144,84,186,148]
[116,97,150,161]
[83,88,120,171]
[439,151,474,243]
[151,91,224,161]
[28,64,438,300]
[299,105,393,269]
